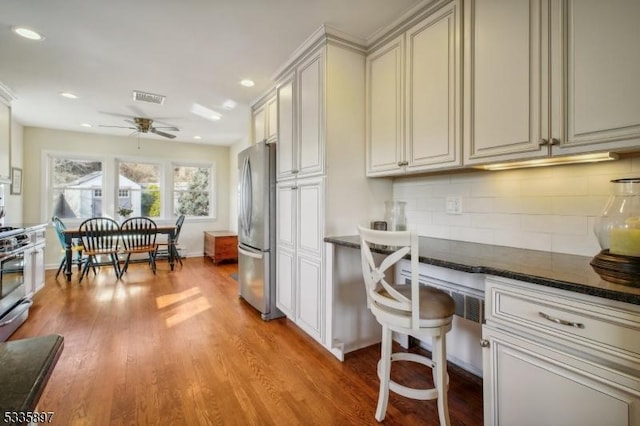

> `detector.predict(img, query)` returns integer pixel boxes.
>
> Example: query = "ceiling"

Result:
[0,0,420,146]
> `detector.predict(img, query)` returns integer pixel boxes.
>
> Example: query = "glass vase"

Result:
[594,178,640,257]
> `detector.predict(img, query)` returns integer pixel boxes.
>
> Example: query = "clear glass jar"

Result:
[594,178,640,257]
[384,201,407,231]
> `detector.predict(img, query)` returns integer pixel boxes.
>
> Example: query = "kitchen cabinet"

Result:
[276,178,324,340]
[0,94,12,183]
[463,0,640,166]
[483,276,640,425]
[251,92,277,144]
[366,1,462,176]
[277,49,324,181]
[274,28,391,347]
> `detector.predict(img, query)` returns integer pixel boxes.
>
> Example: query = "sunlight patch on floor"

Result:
[163,296,211,328]
[155,286,201,309]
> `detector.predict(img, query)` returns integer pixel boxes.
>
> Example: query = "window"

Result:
[49,157,103,219]
[46,152,214,220]
[118,161,160,217]
[173,165,211,217]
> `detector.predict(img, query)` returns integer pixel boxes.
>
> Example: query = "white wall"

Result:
[6,120,23,223]
[392,157,640,257]
[22,127,232,268]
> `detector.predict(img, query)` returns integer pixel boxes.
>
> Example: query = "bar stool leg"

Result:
[434,334,451,426]
[376,325,393,421]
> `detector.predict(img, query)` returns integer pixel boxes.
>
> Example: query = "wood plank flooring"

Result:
[10,257,483,425]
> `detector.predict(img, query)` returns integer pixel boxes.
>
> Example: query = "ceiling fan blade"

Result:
[99,124,137,129]
[98,111,136,119]
[153,126,180,131]
[150,128,176,139]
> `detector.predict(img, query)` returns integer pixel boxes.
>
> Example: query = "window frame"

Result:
[42,150,216,224]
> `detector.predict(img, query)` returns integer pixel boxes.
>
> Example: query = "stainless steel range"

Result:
[0,227,33,341]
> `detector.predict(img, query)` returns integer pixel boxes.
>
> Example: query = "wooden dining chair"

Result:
[77,217,121,282]
[358,226,455,424]
[155,214,184,266]
[52,216,90,278]
[120,216,158,276]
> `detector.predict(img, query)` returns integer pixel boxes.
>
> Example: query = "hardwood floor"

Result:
[11,257,483,425]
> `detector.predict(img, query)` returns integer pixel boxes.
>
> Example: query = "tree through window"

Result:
[173,165,211,216]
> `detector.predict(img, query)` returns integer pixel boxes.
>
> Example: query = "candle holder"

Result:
[592,178,640,286]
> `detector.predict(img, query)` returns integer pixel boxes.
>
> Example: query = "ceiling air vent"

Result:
[132,90,165,105]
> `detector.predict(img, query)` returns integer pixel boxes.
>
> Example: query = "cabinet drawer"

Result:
[486,277,640,358]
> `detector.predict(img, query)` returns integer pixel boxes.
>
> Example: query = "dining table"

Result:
[61,224,177,281]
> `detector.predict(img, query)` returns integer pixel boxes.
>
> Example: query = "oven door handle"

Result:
[0,299,33,327]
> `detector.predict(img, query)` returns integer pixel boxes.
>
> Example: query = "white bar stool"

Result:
[358,226,455,425]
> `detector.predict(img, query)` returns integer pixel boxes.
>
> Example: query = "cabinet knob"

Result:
[550,138,560,145]
[292,169,299,174]
[480,339,490,348]
[539,138,549,146]
[397,161,409,167]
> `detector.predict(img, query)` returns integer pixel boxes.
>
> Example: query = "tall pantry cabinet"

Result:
[274,27,391,344]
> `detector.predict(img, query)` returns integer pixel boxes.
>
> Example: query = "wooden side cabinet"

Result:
[204,231,238,264]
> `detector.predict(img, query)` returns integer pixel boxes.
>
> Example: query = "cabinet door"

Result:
[296,254,323,341]
[32,244,45,293]
[405,2,462,171]
[297,49,324,178]
[276,182,296,251]
[463,0,548,165]
[297,178,324,258]
[277,73,296,180]
[366,35,404,176]
[252,105,266,144]
[276,247,295,317]
[483,327,640,426]
[552,0,640,154]
[266,96,278,142]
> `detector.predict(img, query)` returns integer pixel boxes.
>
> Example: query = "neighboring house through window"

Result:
[46,152,215,221]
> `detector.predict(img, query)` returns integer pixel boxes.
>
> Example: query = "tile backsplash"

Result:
[392,156,640,257]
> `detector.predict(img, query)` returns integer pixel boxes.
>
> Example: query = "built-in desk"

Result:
[0,334,63,424]
[325,235,640,305]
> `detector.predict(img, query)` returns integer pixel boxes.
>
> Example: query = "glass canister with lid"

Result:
[384,201,407,231]
[594,178,640,257]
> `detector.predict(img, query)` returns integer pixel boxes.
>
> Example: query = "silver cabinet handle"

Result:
[538,311,585,329]
[539,138,549,146]
[397,160,409,166]
[292,169,299,174]
[551,138,560,145]
[0,299,33,327]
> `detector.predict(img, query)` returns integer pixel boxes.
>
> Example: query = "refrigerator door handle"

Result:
[241,157,253,234]
[238,246,264,260]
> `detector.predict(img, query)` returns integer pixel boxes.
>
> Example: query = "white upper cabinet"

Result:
[277,73,296,179]
[367,1,462,176]
[366,35,404,175]
[464,0,640,166]
[551,0,640,155]
[463,0,548,165]
[277,49,325,181]
[251,92,277,145]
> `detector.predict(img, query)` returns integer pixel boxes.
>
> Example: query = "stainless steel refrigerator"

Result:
[237,141,283,320]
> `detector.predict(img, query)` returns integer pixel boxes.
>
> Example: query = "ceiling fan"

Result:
[100,116,179,139]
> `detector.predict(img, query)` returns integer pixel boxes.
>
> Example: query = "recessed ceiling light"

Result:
[12,27,44,41]
[60,92,78,99]
[193,136,202,140]
[240,79,255,87]
[80,123,92,128]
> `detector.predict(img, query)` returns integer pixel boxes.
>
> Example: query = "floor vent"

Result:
[132,90,165,105]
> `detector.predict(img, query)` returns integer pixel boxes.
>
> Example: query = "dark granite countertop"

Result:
[325,235,640,306]
[0,335,63,423]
